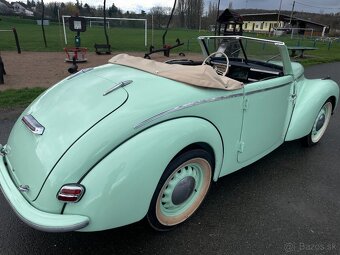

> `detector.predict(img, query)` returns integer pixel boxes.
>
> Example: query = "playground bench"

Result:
[287,46,318,58]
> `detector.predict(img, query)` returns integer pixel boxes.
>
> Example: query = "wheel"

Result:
[147,149,213,231]
[302,100,333,147]
[202,51,229,76]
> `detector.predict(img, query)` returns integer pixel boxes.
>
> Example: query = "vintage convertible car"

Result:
[0,36,339,232]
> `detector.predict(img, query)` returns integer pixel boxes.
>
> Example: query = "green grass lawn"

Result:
[0,87,46,108]
[0,16,208,52]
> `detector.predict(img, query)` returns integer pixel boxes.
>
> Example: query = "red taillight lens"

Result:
[57,184,85,203]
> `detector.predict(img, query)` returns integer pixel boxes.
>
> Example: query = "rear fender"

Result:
[63,117,223,231]
[285,78,339,141]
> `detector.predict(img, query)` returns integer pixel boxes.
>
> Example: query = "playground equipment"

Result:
[0,27,21,85]
[94,0,111,55]
[67,54,78,74]
[62,16,147,47]
[214,9,243,58]
[64,16,88,63]
[216,9,243,36]
[144,0,184,59]
[0,28,21,54]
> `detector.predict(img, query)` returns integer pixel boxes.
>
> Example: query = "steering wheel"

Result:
[202,51,229,76]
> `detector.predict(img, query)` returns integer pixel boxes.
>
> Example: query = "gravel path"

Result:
[0,51,203,91]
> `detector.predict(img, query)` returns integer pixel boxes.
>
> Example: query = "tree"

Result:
[175,0,204,29]
[64,2,78,16]
[108,3,119,17]
[176,0,188,27]
[149,6,169,29]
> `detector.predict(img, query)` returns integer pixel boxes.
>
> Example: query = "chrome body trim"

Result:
[18,185,30,193]
[250,68,280,75]
[0,144,5,156]
[245,82,291,96]
[22,115,45,135]
[103,80,133,96]
[66,68,93,80]
[135,80,292,129]
[197,35,285,46]
[134,92,244,129]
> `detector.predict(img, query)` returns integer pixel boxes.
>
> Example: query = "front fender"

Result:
[63,117,223,232]
[285,78,339,141]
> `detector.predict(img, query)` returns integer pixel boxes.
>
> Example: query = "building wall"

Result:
[241,21,284,32]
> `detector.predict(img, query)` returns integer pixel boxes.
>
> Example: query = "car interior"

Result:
[166,38,285,84]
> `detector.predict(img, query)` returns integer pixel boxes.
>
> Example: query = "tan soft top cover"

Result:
[108,54,243,90]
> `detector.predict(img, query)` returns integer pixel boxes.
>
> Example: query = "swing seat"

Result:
[94,44,112,55]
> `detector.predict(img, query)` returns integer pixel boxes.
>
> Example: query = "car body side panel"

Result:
[238,75,294,163]
[285,77,339,141]
[63,118,223,232]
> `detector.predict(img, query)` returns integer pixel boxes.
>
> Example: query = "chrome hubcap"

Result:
[311,102,332,143]
[155,158,212,226]
[171,176,196,205]
[315,114,325,131]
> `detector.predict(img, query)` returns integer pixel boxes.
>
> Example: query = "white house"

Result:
[11,2,34,16]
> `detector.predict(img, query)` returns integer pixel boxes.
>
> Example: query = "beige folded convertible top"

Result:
[108,54,243,91]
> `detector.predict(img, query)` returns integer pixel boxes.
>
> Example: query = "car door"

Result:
[237,75,295,163]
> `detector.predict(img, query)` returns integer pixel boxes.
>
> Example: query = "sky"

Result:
[44,0,340,14]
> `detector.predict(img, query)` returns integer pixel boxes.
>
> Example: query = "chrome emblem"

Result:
[18,185,30,193]
[103,80,133,96]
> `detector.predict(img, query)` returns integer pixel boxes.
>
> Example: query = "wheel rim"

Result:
[155,158,211,226]
[311,102,332,143]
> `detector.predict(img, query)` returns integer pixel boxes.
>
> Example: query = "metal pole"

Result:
[151,14,154,46]
[57,8,63,47]
[145,19,148,47]
[277,0,283,28]
[214,0,220,36]
[103,0,110,46]
[289,1,295,24]
[41,0,47,47]
[162,0,177,46]
[12,28,21,54]
[62,15,67,45]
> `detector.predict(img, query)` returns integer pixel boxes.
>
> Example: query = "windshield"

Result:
[203,37,284,68]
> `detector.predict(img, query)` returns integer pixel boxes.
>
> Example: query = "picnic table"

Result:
[287,46,318,58]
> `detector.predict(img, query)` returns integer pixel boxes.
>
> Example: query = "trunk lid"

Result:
[6,65,128,201]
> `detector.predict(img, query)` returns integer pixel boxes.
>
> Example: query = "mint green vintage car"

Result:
[0,36,339,232]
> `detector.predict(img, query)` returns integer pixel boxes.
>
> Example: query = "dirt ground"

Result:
[0,51,203,91]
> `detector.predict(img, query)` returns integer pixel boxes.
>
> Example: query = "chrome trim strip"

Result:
[245,82,291,96]
[103,80,133,96]
[22,115,45,135]
[197,35,285,46]
[18,185,30,193]
[67,68,93,80]
[134,92,244,129]
[250,68,280,75]
[135,81,292,129]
